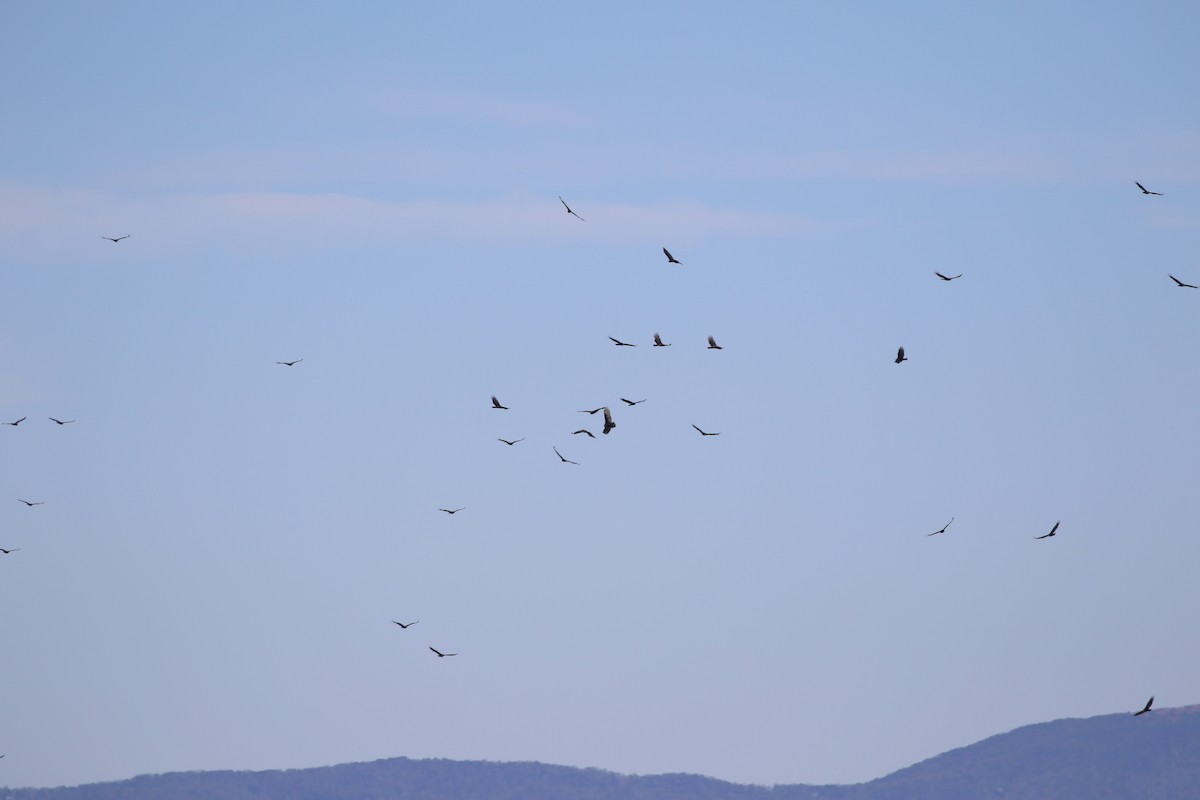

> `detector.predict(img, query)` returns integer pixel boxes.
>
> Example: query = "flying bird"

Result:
[653,333,671,347]
[439,507,466,514]
[572,428,595,438]
[0,548,19,554]
[554,446,579,465]
[491,396,508,410]
[276,359,303,366]
[102,235,130,242]
[928,517,954,536]
[558,196,585,221]
[707,336,723,350]
[48,418,75,425]
[1035,521,1060,540]
[429,647,457,657]
[5,417,26,426]
[620,398,646,406]
[17,499,43,506]
[602,407,616,434]
[497,438,525,446]
[578,407,604,415]
[935,272,963,281]
[609,336,637,347]
[663,247,681,264]
[1169,274,1198,289]
[1134,696,1154,716]
[895,347,908,364]
[1135,181,1163,196]
[392,620,419,629]
[692,425,719,436]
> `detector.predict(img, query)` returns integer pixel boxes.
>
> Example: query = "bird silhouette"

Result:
[102,235,130,242]
[5,417,26,426]
[578,407,604,415]
[895,347,908,364]
[1035,521,1060,540]
[602,407,616,434]
[609,336,637,347]
[392,620,419,629]
[1136,181,1163,196]
[692,425,719,436]
[653,333,671,347]
[935,272,963,281]
[497,438,525,446]
[572,429,595,438]
[439,507,466,514]
[491,396,508,410]
[1134,696,1154,716]
[1169,274,1198,289]
[48,418,75,425]
[17,499,43,507]
[558,196,585,221]
[554,446,579,465]
[707,336,723,350]
[928,517,954,536]
[276,359,303,366]
[0,548,19,554]
[620,398,646,406]
[429,647,457,657]
[663,247,681,264]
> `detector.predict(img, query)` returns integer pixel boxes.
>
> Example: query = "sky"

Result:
[2,0,1199,790]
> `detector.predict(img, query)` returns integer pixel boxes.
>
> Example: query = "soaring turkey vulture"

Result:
[1035,521,1060,540]
[558,196,585,221]
[102,235,130,242]
[572,429,595,438]
[653,333,671,347]
[429,647,458,657]
[692,425,719,436]
[497,438,525,446]
[602,407,616,434]
[1169,274,1198,289]
[928,518,954,536]
[895,347,908,364]
[48,417,75,425]
[663,248,681,264]
[554,446,579,465]
[0,548,19,554]
[609,336,637,347]
[1134,697,1154,716]
[491,396,509,410]
[934,272,962,281]
[392,620,419,629]
[620,398,645,406]
[707,336,722,350]
[439,507,466,514]
[1135,182,1163,196]
[17,499,43,506]
[578,407,604,415]
[5,417,26,426]
[276,359,303,366]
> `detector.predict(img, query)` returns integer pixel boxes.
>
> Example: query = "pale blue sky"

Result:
[2,0,1199,790]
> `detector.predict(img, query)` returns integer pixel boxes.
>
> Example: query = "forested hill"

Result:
[6,705,1200,800]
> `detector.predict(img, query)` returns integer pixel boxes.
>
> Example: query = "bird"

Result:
[17,499,43,506]
[928,517,954,536]
[609,336,637,347]
[1035,521,1060,540]
[276,359,303,366]
[439,507,466,514]
[558,196,585,221]
[102,235,130,242]
[392,620,419,629]
[663,247,681,264]
[707,336,723,350]
[48,418,75,425]
[554,446,579,465]
[5,417,26,426]
[0,548,19,554]
[620,398,646,406]
[935,272,963,281]
[1169,274,1198,289]
[1134,697,1154,716]
[1136,181,1163,196]
[653,333,671,347]
[602,407,616,434]
[429,647,457,657]
[895,347,908,364]
[497,438,524,446]
[491,396,508,410]
[692,424,719,436]
[578,407,604,415]
[572,429,595,438]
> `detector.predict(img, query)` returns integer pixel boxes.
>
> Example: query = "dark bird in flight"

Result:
[692,424,719,436]
[707,336,722,350]
[1134,696,1154,716]
[929,517,954,536]
[439,507,466,514]
[392,620,419,629]
[663,248,681,264]
[429,647,457,657]
[5,417,26,426]
[0,548,19,554]
[609,336,637,347]
[276,359,303,366]
[497,438,524,446]
[895,346,908,364]
[1169,274,1198,289]
[935,272,963,281]
[102,235,130,242]
[602,407,616,434]
[620,398,646,406]
[491,396,508,410]
[1136,181,1163,196]
[1035,520,1060,540]
[558,196,585,221]
[572,429,595,438]
[578,407,604,415]
[48,418,75,425]
[554,446,579,465]
[17,499,43,506]
[653,333,671,347]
